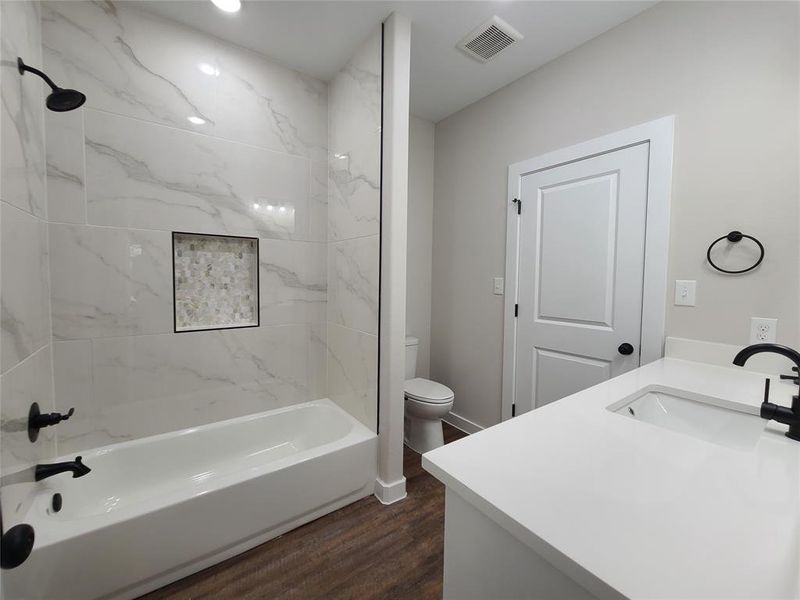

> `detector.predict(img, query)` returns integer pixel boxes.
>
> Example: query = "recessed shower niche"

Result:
[173,232,259,332]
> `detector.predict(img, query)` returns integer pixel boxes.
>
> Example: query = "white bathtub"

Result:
[2,399,377,599]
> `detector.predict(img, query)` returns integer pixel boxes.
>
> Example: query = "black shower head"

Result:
[46,88,86,112]
[17,57,86,112]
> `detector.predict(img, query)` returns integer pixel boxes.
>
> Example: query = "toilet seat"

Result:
[404,377,454,404]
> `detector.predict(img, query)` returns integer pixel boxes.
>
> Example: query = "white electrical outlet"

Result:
[674,280,696,306]
[750,317,777,343]
[493,277,504,295]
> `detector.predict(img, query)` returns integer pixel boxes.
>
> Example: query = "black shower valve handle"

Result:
[27,403,75,442]
[38,407,75,427]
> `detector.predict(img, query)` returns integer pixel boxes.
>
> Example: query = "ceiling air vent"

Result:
[457,16,523,63]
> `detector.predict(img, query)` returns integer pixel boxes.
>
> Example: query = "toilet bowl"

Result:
[404,336,455,453]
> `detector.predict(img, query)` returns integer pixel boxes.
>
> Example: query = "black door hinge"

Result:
[511,403,516,417]
[514,303,519,317]
[512,198,521,215]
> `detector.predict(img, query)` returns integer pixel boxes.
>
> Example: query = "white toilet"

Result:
[404,336,455,453]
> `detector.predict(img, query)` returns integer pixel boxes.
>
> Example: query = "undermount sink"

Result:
[608,385,767,449]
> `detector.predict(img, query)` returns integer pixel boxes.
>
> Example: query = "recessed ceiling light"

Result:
[210,0,241,13]
[187,116,206,125]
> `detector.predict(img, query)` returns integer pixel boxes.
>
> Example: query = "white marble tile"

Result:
[214,42,328,161]
[327,323,377,431]
[259,239,326,326]
[0,346,55,475]
[49,224,172,340]
[309,323,327,400]
[41,1,328,160]
[308,159,328,243]
[84,110,310,239]
[46,108,85,223]
[42,1,217,135]
[1,201,51,373]
[328,235,379,335]
[51,340,106,454]
[327,29,382,241]
[92,325,314,412]
[1,0,46,218]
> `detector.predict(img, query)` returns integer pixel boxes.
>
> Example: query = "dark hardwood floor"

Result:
[142,424,467,600]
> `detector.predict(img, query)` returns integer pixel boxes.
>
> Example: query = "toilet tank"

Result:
[404,336,419,379]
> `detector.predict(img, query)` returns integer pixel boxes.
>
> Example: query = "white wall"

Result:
[431,1,800,428]
[406,116,435,377]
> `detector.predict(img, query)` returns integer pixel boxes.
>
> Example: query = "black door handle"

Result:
[618,343,634,356]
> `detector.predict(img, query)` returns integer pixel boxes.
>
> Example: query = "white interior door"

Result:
[514,143,649,414]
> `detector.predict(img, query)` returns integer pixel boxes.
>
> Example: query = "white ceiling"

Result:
[138,1,657,122]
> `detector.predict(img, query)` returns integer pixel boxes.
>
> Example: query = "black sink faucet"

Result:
[34,456,91,481]
[732,343,800,441]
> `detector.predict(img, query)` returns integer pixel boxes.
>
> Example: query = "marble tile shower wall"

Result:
[0,0,56,474]
[326,29,382,431]
[41,1,330,453]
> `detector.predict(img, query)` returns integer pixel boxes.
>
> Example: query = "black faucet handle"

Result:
[28,403,76,442]
[779,366,799,385]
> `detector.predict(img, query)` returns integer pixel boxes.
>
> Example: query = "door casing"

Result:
[501,117,674,421]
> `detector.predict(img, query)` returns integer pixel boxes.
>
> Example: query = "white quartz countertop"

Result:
[423,358,800,599]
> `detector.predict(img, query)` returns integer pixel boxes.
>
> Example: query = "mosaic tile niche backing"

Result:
[173,233,259,332]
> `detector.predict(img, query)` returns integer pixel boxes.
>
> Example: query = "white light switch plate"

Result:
[674,280,696,306]
[493,277,504,295]
[750,317,777,343]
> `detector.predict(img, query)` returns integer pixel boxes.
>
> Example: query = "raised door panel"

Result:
[536,173,618,329]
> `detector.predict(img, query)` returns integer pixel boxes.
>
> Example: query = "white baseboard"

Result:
[443,411,484,435]
[374,476,407,505]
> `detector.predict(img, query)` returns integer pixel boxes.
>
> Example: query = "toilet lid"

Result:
[404,378,454,404]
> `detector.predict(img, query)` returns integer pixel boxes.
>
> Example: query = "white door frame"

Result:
[501,116,675,421]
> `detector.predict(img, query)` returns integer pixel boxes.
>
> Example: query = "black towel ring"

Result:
[706,231,764,274]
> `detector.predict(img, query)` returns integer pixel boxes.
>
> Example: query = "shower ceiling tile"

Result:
[49,224,173,340]
[84,110,310,239]
[173,233,259,332]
